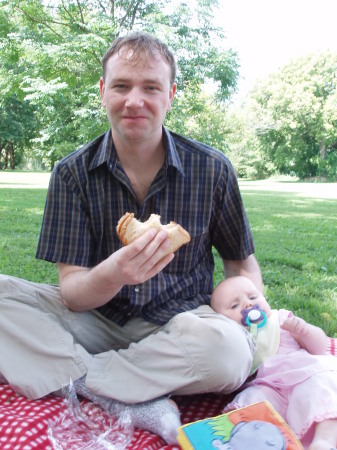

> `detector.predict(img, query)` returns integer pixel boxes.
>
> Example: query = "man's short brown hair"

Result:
[101,32,177,86]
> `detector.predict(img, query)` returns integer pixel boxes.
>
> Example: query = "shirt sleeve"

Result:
[211,159,255,260]
[36,163,94,267]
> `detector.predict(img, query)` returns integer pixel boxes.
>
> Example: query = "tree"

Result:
[0,0,239,168]
[166,87,232,153]
[0,95,37,169]
[223,107,275,180]
[0,5,38,168]
[249,52,337,179]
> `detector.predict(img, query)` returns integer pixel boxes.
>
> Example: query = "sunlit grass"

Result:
[0,185,336,335]
[234,191,336,336]
[0,189,58,284]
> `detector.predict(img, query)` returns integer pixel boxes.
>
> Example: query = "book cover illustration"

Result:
[177,401,303,450]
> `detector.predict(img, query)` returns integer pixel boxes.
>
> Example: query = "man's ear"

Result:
[167,83,177,111]
[99,77,106,106]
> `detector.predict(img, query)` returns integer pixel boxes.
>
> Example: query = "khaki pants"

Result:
[0,275,255,402]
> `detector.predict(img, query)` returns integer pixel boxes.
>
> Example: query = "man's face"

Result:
[100,49,176,145]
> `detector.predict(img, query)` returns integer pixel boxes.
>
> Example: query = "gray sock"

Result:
[74,376,181,444]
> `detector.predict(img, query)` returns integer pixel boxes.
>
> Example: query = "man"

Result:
[0,32,261,408]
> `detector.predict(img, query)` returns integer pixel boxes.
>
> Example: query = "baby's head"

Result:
[211,276,271,327]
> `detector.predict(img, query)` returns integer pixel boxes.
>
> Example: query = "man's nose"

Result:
[125,88,144,108]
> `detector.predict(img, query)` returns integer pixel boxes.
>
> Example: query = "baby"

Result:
[211,276,337,450]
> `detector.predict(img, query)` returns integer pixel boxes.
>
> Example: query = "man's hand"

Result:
[108,228,174,286]
[57,228,174,311]
[223,255,263,294]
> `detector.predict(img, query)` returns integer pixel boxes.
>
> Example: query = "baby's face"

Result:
[211,277,271,326]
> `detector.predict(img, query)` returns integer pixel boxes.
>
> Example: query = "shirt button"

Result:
[134,288,140,293]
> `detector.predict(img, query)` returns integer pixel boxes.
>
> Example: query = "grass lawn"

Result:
[0,178,336,335]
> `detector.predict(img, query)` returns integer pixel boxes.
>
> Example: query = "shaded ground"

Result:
[0,171,336,199]
[0,171,51,189]
[239,179,337,199]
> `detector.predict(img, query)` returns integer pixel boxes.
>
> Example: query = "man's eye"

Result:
[145,86,159,91]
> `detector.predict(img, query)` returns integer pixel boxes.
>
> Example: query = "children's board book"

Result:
[177,401,303,450]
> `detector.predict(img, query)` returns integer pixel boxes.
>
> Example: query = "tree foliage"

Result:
[223,108,275,180]
[2,1,336,180]
[0,95,37,168]
[0,0,238,168]
[248,52,337,179]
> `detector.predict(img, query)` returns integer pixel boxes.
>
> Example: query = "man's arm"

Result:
[58,229,173,311]
[223,254,263,293]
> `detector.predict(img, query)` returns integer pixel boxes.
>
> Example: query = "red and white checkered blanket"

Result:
[0,384,232,449]
[3,339,335,448]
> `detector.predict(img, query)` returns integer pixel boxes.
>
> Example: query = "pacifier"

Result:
[241,304,267,329]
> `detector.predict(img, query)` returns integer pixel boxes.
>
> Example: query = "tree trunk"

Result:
[4,144,9,169]
[0,141,4,170]
[319,138,327,160]
[8,142,15,169]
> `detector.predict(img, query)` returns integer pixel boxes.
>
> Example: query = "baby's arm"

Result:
[281,316,329,355]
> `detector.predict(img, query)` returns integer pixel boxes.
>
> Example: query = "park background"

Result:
[0,0,336,335]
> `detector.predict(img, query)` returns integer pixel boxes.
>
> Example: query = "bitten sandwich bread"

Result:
[116,212,191,254]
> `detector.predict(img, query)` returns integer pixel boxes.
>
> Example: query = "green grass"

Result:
[0,185,336,335]
[215,190,337,336]
[239,191,336,336]
[0,189,58,284]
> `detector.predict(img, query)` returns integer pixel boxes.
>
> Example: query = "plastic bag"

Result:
[48,380,134,449]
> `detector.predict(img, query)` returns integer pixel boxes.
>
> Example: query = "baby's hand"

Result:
[281,316,309,337]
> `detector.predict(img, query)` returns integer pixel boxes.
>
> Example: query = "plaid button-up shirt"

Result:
[36,128,255,325]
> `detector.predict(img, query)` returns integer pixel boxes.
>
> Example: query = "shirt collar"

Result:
[162,127,185,176]
[88,127,184,176]
[88,130,113,171]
